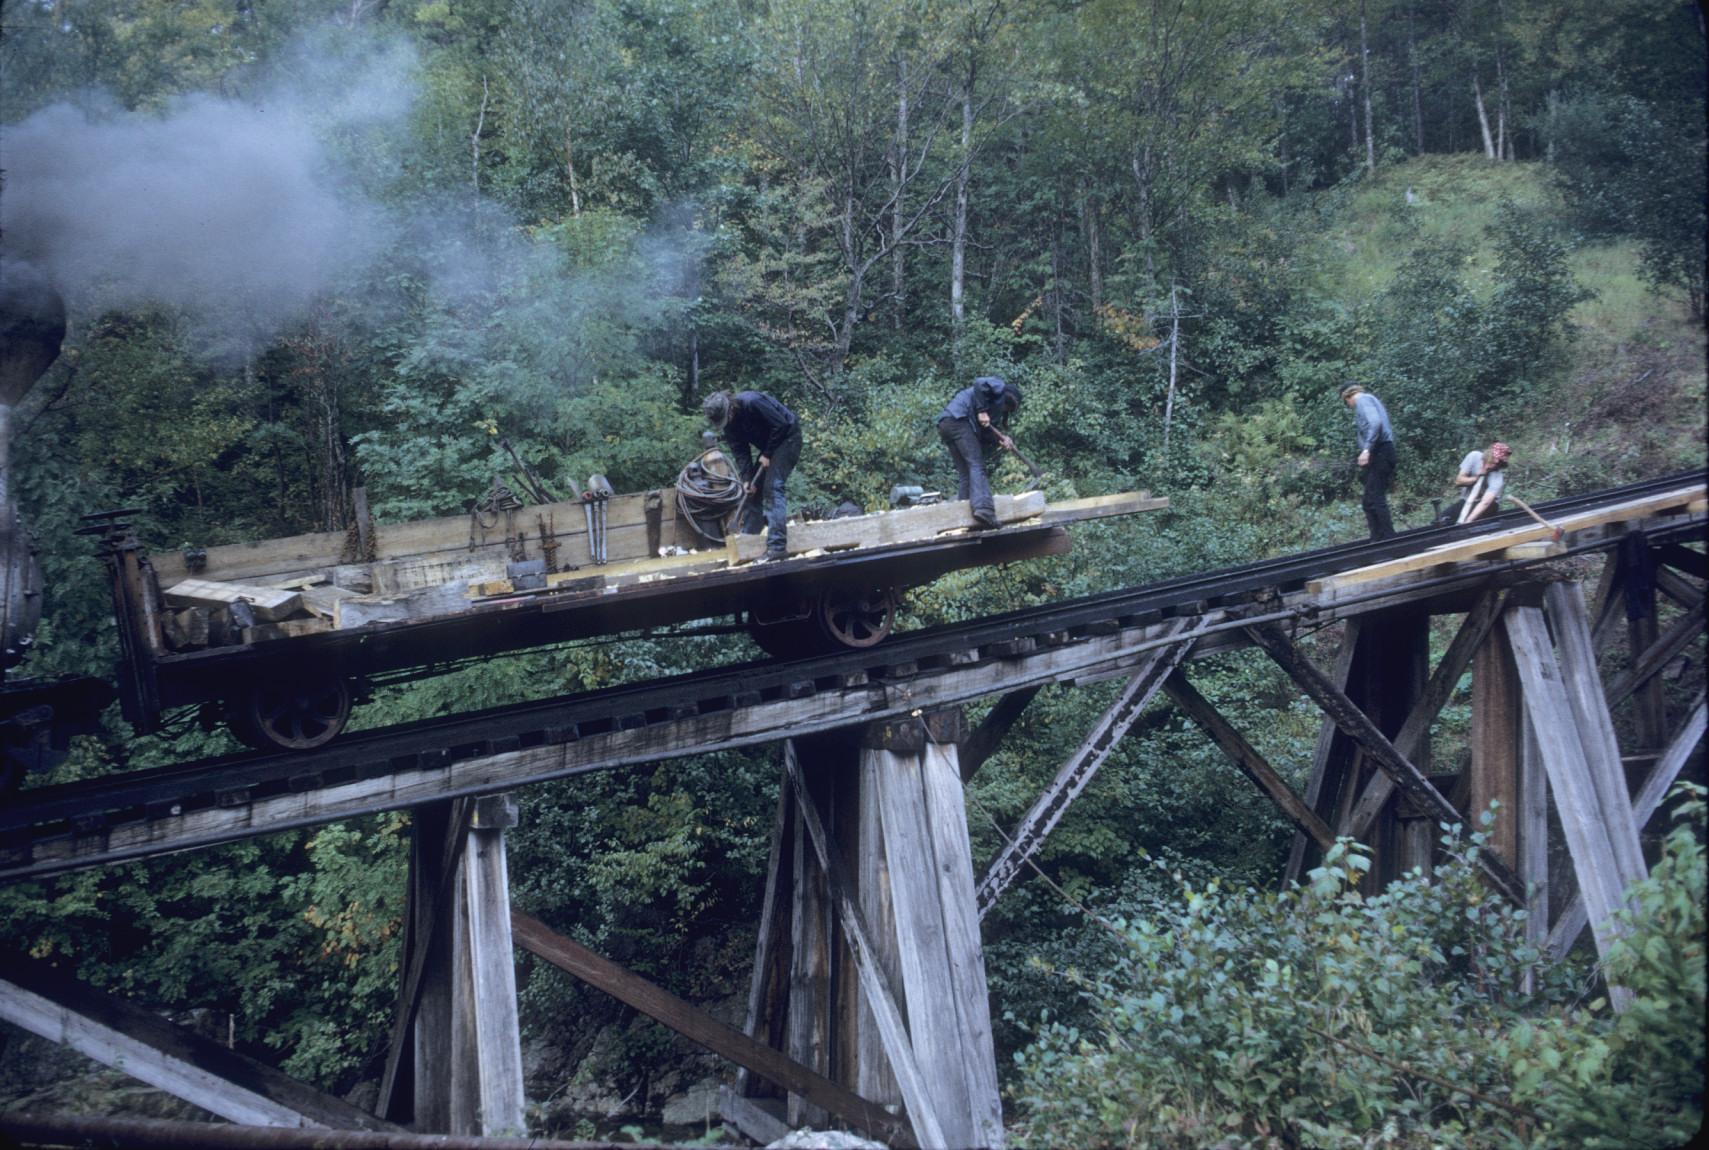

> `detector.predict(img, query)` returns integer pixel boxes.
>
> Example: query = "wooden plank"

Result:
[725,491,1048,563]
[0,961,395,1131]
[1654,566,1704,609]
[1504,606,1635,994]
[1469,621,1522,869]
[785,743,948,1150]
[734,779,795,1100]
[959,686,1041,781]
[1162,671,1333,850]
[718,1087,792,1147]
[1658,542,1708,579]
[1547,694,1706,960]
[1247,622,1524,903]
[405,805,453,1129]
[378,800,474,1122]
[163,579,302,623]
[919,741,1005,1148]
[1519,715,1549,989]
[335,582,473,630]
[1307,484,1707,596]
[1039,491,1169,524]
[1605,599,1705,708]
[871,744,974,1148]
[1286,619,1362,886]
[462,813,526,1136]
[1345,593,1506,841]
[855,751,900,1108]
[1544,582,1649,887]
[786,783,831,1129]
[976,619,1202,916]
[511,911,911,1147]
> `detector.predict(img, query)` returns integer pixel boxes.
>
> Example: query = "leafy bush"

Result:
[1010,791,1706,1149]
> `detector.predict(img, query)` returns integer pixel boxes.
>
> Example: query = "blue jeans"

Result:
[740,428,801,554]
[939,416,997,522]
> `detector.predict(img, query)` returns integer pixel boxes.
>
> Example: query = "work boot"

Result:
[763,547,788,563]
[973,511,1000,530]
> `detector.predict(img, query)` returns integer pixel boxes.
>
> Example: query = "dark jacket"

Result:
[939,376,1013,426]
[724,391,800,475]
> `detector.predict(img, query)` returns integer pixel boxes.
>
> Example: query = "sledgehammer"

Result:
[1508,494,1564,543]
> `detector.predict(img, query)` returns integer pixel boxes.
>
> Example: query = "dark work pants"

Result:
[1362,440,1397,539]
[739,427,801,554]
[938,416,997,523]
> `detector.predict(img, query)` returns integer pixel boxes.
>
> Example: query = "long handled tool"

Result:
[1001,439,1048,493]
[1508,494,1565,542]
[729,460,770,540]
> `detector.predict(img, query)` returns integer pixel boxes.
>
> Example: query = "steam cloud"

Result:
[0,38,414,354]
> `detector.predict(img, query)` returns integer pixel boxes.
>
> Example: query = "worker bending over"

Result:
[704,390,802,561]
[1340,382,1396,539]
[1451,441,1511,523]
[938,375,1022,529]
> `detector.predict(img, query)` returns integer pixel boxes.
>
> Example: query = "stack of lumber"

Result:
[151,488,1167,650]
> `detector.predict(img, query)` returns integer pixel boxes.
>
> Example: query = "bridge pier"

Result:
[726,711,1003,1149]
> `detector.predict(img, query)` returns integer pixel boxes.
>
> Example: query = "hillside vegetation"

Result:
[1,1,1703,1146]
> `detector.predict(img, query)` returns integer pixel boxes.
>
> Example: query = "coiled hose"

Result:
[674,448,745,542]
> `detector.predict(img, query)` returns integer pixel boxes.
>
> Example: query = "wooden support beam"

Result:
[1605,599,1706,709]
[1543,582,1649,886]
[959,686,1041,781]
[1246,622,1524,903]
[1655,565,1705,610]
[0,960,395,1131]
[1161,670,1333,850]
[734,781,795,1102]
[379,799,474,1123]
[725,492,1046,562]
[976,618,1202,916]
[1504,605,1636,998]
[918,740,1004,1148]
[461,796,526,1137]
[1469,619,1522,869]
[1286,620,1362,886]
[1345,592,1506,841]
[1547,694,1706,960]
[784,742,948,1150]
[510,911,911,1147]
[870,742,975,1148]
[786,769,832,1130]
[855,750,900,1109]
[1519,715,1549,989]
[1657,541,1708,580]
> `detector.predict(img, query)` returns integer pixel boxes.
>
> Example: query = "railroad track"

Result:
[3,469,1702,870]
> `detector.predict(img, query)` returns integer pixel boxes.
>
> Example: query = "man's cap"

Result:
[1002,381,1022,410]
[1339,382,1364,399]
[702,391,732,430]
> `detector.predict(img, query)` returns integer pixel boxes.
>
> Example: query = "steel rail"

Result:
[3,471,1702,851]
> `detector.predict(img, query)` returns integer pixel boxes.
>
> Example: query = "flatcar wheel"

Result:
[816,587,895,649]
[231,678,352,751]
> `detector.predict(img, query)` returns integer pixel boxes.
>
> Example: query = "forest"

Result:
[0,0,1704,1146]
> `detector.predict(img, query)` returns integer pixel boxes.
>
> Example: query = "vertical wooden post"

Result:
[855,748,900,1110]
[1287,622,1361,886]
[1519,715,1549,993]
[409,803,455,1132]
[785,763,832,1130]
[1471,625,1522,870]
[1620,535,1668,749]
[1356,608,1430,887]
[463,794,526,1137]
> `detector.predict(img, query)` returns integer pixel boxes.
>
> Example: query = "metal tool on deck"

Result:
[583,474,614,564]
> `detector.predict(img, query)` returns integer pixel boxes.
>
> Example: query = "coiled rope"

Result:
[674,448,745,542]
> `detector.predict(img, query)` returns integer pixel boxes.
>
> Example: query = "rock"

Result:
[766,1128,889,1150]
[659,1077,721,1127]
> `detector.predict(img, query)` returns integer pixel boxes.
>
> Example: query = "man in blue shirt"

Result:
[938,375,1021,529]
[1340,382,1396,539]
[704,390,802,561]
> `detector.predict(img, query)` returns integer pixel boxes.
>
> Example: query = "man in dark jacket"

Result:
[937,375,1021,529]
[704,389,802,560]
[1341,382,1396,539]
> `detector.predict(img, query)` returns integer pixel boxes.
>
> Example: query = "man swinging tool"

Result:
[1439,441,1511,525]
[937,374,1023,529]
[703,389,802,562]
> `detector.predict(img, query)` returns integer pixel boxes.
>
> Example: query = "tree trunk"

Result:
[1163,284,1181,452]
[1409,3,1424,154]
[1050,228,1065,365]
[1473,74,1496,159]
[565,124,582,218]
[1080,179,1102,314]
[951,75,973,343]
[891,55,908,331]
[1360,0,1375,171]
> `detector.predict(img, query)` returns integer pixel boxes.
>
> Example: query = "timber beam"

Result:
[1246,622,1525,903]
[0,959,396,1132]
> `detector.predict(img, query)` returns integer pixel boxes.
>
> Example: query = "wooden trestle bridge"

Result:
[1,471,1704,1149]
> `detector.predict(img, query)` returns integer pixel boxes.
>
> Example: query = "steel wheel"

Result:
[816,587,896,649]
[231,678,352,751]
